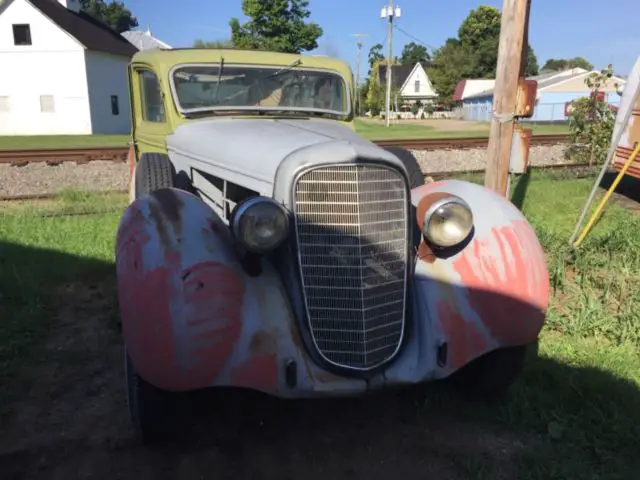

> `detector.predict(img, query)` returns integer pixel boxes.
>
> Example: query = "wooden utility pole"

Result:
[483,0,532,196]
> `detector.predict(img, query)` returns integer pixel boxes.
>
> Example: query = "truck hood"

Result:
[166,117,386,195]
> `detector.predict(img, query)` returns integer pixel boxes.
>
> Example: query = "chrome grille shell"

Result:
[293,163,410,371]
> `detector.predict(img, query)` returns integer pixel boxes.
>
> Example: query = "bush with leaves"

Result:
[566,65,618,165]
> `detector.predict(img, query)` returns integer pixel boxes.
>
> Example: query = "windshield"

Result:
[170,64,350,117]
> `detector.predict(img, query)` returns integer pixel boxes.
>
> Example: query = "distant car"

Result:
[117,47,550,445]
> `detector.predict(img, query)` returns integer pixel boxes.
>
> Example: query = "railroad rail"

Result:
[0,134,570,166]
[0,147,129,166]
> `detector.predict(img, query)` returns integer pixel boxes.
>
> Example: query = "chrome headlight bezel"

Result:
[422,195,474,248]
[231,196,290,254]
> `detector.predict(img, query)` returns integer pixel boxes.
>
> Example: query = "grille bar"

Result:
[294,164,409,370]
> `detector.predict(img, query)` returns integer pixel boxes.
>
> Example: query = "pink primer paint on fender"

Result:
[408,180,550,375]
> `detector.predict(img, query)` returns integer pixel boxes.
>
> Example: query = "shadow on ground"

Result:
[601,170,640,212]
[0,241,639,480]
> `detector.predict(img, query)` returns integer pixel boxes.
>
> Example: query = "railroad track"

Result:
[0,134,569,166]
[0,161,601,203]
[0,147,129,166]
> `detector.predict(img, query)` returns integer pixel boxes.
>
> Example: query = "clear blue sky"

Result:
[126,0,639,77]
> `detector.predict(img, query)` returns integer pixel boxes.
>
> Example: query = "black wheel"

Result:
[134,152,176,198]
[450,345,528,399]
[384,146,425,189]
[124,349,182,445]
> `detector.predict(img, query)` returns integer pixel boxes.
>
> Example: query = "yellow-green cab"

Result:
[127,48,357,160]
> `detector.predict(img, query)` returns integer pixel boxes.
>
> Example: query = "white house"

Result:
[122,27,171,51]
[377,62,438,108]
[0,0,138,135]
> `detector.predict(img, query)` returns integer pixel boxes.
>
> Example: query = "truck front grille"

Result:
[293,164,409,371]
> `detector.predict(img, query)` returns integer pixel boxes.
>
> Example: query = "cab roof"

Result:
[131,48,354,83]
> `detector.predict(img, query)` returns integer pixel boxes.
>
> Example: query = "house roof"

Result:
[463,68,599,100]
[452,79,496,101]
[122,29,171,51]
[27,0,138,57]
[378,64,414,90]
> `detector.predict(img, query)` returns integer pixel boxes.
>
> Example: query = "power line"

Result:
[393,25,438,53]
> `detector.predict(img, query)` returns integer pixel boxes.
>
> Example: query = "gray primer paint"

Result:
[166,116,408,200]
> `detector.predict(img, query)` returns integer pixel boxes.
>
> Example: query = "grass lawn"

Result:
[0,121,569,150]
[0,174,638,478]
[354,118,569,140]
[0,134,130,150]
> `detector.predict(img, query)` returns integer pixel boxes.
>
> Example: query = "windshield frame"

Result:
[167,62,353,119]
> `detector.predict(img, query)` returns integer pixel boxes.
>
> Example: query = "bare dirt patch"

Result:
[0,281,534,480]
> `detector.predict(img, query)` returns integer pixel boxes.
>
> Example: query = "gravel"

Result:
[0,161,129,199]
[0,144,569,199]
[411,144,569,174]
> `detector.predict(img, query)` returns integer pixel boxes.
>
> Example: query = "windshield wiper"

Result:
[213,57,224,104]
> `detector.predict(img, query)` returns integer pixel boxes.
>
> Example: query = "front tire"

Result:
[125,349,181,445]
[384,146,425,189]
[134,152,176,198]
[450,345,528,399]
[126,152,182,444]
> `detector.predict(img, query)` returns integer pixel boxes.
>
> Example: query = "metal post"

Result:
[355,40,362,116]
[351,34,368,116]
[385,1,394,127]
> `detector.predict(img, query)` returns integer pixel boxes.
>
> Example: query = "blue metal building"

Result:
[462,68,626,122]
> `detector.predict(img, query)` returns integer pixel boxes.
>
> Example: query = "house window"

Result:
[111,95,120,115]
[139,70,165,122]
[13,24,32,46]
[414,80,420,93]
[0,97,9,113]
[40,95,55,113]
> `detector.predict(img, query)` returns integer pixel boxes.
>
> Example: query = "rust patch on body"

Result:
[152,188,183,225]
[231,354,279,390]
[452,220,549,347]
[437,301,488,370]
[249,331,277,356]
[177,261,245,390]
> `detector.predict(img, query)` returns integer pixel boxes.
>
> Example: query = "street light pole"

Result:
[381,2,401,127]
[351,33,369,117]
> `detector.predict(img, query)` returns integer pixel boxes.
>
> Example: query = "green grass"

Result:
[354,118,569,140]
[0,122,569,149]
[0,176,638,477]
[0,134,130,150]
[0,189,127,405]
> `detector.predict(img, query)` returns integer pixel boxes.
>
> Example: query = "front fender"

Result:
[115,188,369,396]
[403,180,549,379]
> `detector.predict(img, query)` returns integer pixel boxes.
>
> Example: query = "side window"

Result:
[139,70,165,122]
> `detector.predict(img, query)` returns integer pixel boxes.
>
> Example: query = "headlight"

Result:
[231,197,289,254]
[423,195,473,248]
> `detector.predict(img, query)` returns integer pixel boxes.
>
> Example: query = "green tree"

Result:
[457,5,538,78]
[427,38,475,108]
[428,6,540,105]
[367,43,385,75]
[542,57,594,72]
[229,0,323,54]
[80,0,138,33]
[567,65,617,165]
[193,39,234,48]
[400,42,430,67]
[366,60,385,116]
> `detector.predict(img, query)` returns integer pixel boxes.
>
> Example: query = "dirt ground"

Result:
[359,118,489,132]
[0,281,534,480]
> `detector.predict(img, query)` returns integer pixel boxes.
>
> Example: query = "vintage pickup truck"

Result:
[117,47,550,444]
